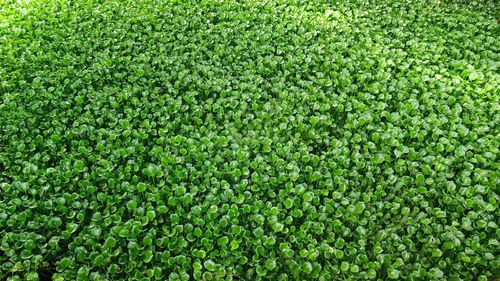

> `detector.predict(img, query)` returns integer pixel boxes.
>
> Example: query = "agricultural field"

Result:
[0,0,499,280]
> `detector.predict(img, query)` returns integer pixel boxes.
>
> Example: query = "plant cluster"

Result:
[0,0,498,280]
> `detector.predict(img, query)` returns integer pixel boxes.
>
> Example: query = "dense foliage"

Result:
[1,0,499,280]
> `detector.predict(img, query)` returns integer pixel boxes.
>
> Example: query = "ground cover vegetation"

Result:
[0,0,499,280]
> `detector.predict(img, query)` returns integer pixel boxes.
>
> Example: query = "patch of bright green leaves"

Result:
[0,0,499,280]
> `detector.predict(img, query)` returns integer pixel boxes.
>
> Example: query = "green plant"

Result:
[0,0,498,280]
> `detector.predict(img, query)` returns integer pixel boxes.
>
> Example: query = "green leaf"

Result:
[93,254,105,266]
[204,260,216,271]
[341,261,349,271]
[57,258,72,271]
[25,272,39,281]
[253,227,264,238]
[49,216,63,228]
[388,268,400,279]
[230,240,239,250]
[265,259,276,270]
[272,222,284,233]
[468,71,479,81]
[217,236,229,246]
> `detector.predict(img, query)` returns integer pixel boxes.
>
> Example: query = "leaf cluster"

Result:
[0,0,498,280]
